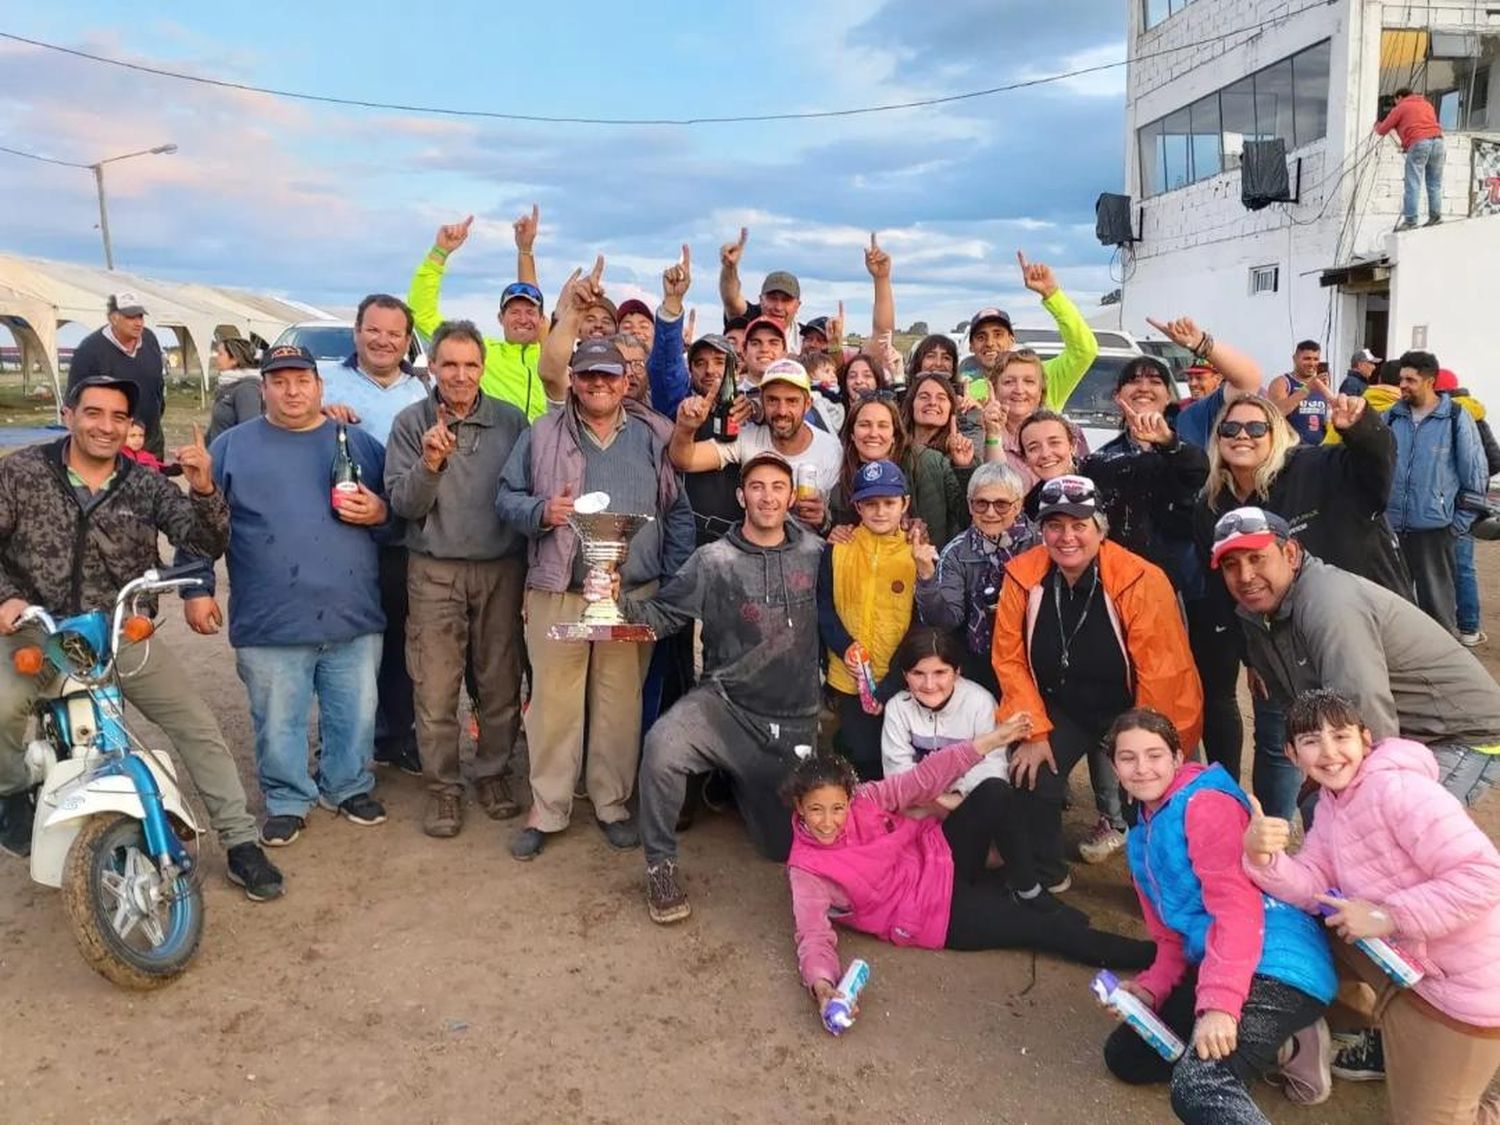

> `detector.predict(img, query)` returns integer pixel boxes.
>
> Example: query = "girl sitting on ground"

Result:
[1100,708,1336,1124]
[1243,689,1500,1125]
[786,720,1156,1026]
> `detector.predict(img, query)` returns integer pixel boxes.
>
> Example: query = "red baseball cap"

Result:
[1435,368,1459,393]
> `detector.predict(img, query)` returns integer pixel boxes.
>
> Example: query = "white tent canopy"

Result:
[0,252,330,408]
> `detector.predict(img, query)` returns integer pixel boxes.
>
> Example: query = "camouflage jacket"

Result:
[0,439,230,615]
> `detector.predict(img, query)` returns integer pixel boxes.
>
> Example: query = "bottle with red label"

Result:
[330,423,362,510]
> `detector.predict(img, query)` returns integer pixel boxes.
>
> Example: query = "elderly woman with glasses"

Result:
[915,463,1034,694]
[993,475,1202,887]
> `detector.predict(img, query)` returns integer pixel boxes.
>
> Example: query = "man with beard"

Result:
[669,358,838,532]
[623,451,823,923]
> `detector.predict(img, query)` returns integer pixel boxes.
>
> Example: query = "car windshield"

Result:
[273,325,354,362]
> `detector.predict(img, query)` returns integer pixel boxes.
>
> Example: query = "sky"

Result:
[0,0,1129,343]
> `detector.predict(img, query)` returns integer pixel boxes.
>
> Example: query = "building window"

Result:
[1137,39,1332,196]
[1249,265,1280,295]
[1144,0,1197,32]
[1379,29,1498,132]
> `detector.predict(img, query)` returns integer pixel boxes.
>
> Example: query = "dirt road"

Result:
[2,550,1494,1123]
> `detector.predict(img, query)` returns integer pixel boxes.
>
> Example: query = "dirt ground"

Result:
[0,417,1495,1123]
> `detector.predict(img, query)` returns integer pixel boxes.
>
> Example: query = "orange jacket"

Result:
[990,539,1203,749]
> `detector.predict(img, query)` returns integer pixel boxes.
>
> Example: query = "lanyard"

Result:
[1053,564,1100,673]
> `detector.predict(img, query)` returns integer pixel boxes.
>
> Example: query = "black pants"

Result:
[1400,528,1458,634]
[832,690,884,781]
[1187,597,1243,777]
[375,544,416,755]
[1022,712,1109,882]
[1104,972,1326,1124]
[941,778,1045,893]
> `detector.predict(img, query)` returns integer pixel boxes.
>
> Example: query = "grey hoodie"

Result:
[1238,554,1500,746]
[626,519,822,720]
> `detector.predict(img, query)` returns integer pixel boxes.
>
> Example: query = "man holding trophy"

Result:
[498,334,694,862]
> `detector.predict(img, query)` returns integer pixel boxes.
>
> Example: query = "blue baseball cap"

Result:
[850,459,908,503]
[500,281,544,311]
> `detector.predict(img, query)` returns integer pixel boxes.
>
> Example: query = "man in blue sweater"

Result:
[191,345,392,847]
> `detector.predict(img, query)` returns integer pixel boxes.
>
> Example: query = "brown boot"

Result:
[423,792,463,838]
[473,776,520,821]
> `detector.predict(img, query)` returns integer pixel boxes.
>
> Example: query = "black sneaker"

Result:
[0,791,34,859]
[226,842,285,901]
[260,814,305,847]
[327,792,387,826]
[1330,1028,1385,1082]
[598,817,640,851]
[374,739,422,777]
[510,826,546,861]
[646,860,691,924]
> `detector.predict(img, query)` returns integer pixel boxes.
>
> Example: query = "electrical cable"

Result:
[0,2,1338,128]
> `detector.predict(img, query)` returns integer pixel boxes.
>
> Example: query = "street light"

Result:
[89,144,178,270]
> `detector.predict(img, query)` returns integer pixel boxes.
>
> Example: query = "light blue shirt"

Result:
[319,356,427,446]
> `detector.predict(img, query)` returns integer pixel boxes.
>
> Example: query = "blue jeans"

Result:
[1456,533,1480,635]
[1432,744,1500,809]
[235,633,380,817]
[1402,137,1444,223]
[1252,693,1302,822]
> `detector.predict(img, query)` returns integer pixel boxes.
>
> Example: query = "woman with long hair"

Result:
[206,336,263,445]
[1192,391,1409,821]
[901,371,982,468]
[831,395,965,546]
[835,352,887,406]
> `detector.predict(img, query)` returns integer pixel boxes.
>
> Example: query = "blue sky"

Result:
[0,0,1128,339]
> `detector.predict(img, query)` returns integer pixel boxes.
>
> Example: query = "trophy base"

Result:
[546,622,658,643]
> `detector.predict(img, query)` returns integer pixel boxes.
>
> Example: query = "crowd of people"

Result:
[1,206,1498,1124]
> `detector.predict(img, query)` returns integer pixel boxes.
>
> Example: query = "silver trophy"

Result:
[547,492,657,642]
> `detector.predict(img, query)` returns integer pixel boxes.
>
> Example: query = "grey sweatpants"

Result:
[638,687,813,866]
[0,628,259,848]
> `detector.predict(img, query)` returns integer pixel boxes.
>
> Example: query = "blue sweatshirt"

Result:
[208,417,388,648]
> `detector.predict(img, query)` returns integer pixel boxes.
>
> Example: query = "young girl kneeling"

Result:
[880,626,1052,901]
[1244,690,1500,1125]
[786,719,1154,1025]
[1101,708,1336,1124]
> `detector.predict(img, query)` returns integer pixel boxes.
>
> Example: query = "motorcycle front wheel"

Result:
[60,813,203,989]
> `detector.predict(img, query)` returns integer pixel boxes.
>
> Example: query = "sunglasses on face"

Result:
[970,496,1019,514]
[1038,477,1096,505]
[1217,419,1271,439]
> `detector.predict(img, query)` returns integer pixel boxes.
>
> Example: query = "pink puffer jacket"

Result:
[1245,738,1500,1027]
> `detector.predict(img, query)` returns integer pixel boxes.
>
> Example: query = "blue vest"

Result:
[1127,765,1336,1004]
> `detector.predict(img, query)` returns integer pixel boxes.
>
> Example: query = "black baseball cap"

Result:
[66,375,139,414]
[968,308,1013,338]
[261,344,319,373]
[570,339,627,376]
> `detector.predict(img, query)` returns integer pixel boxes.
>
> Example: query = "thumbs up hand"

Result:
[176,423,215,495]
[544,483,576,529]
[1243,794,1291,867]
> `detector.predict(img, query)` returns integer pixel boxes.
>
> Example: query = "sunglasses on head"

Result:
[1217,419,1271,439]
[1215,509,1279,538]
[500,282,544,307]
[855,389,898,404]
[1038,477,1095,504]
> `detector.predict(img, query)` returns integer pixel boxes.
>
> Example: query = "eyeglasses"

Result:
[1038,476,1096,505]
[970,496,1019,514]
[1217,419,1271,439]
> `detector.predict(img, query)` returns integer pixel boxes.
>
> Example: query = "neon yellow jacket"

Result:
[964,289,1099,410]
[408,255,549,421]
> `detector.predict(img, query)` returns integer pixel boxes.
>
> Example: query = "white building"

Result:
[1119,0,1500,403]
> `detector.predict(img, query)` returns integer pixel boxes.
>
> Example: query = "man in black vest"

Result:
[65,292,168,458]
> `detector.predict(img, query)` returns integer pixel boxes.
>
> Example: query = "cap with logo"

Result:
[1035,474,1099,522]
[760,358,812,394]
[1210,506,1292,568]
[65,375,139,414]
[739,448,795,484]
[850,459,909,503]
[500,281,544,311]
[570,339,627,376]
[968,308,1013,339]
[760,271,801,299]
[107,291,147,317]
[261,344,319,374]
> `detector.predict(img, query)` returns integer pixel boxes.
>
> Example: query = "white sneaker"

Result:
[1079,816,1126,864]
[1459,630,1487,648]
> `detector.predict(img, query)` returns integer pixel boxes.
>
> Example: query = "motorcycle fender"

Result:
[29,752,198,889]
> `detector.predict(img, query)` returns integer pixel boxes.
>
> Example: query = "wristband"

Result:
[518,250,535,257]
[430,245,450,261]
[984,437,1002,447]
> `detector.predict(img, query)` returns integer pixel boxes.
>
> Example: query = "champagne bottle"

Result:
[710,369,739,442]
[330,423,361,510]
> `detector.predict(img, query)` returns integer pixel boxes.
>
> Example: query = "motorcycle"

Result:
[10,564,209,989]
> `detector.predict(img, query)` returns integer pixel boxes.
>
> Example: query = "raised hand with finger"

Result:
[434,215,474,256]
[176,424,216,495]
[662,244,692,316]
[1144,315,1204,351]
[721,227,749,270]
[421,413,457,472]
[1017,251,1059,300]
[1329,393,1367,431]
[513,203,540,253]
[676,395,711,433]
[910,522,939,580]
[864,232,891,279]
[1122,401,1174,446]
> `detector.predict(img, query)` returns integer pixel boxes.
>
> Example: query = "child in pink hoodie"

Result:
[1244,689,1500,1124]
[785,715,1154,1027]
